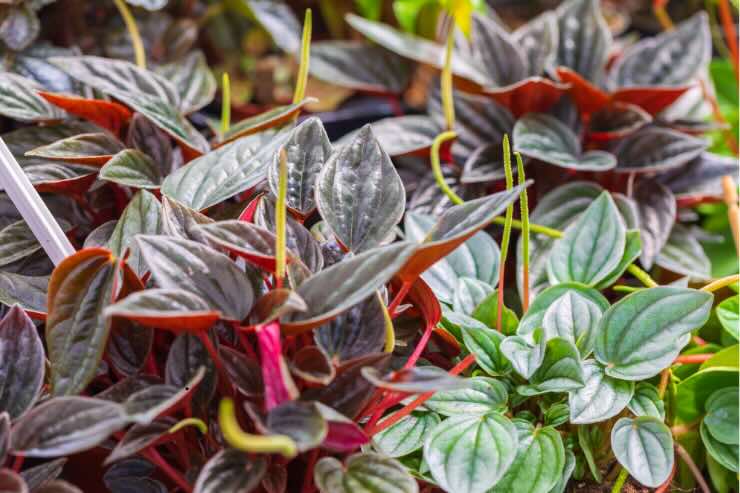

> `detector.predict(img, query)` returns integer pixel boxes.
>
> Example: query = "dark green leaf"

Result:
[26,132,124,165]
[595,287,713,380]
[317,125,405,253]
[555,0,611,82]
[11,397,128,458]
[568,360,633,424]
[107,190,161,276]
[628,383,665,419]
[700,419,739,473]
[0,306,44,418]
[425,377,508,416]
[157,51,216,114]
[656,224,711,281]
[704,387,738,445]
[470,291,519,335]
[160,196,213,242]
[136,235,254,321]
[99,150,163,189]
[450,312,510,376]
[592,230,641,290]
[373,412,440,458]
[424,412,518,493]
[501,331,546,380]
[540,290,605,357]
[193,449,267,493]
[518,337,584,396]
[314,452,417,493]
[611,417,674,487]
[0,72,64,122]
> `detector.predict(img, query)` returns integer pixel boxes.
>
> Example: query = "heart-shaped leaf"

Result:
[702,419,739,473]
[595,287,713,380]
[156,51,216,114]
[26,132,124,165]
[611,12,710,88]
[193,449,267,493]
[425,377,508,416]
[634,178,675,269]
[555,0,611,83]
[628,383,665,419]
[373,412,440,458]
[404,212,499,304]
[105,288,220,332]
[547,192,626,286]
[541,290,604,357]
[703,387,739,445]
[612,127,707,174]
[568,360,633,424]
[518,337,584,396]
[424,412,518,493]
[46,249,120,396]
[310,42,410,94]
[0,72,65,122]
[314,452,418,493]
[317,125,405,253]
[11,397,128,458]
[0,306,44,418]
[282,242,416,333]
[514,113,616,171]
[655,224,711,281]
[611,417,674,487]
[267,117,332,217]
[137,235,254,321]
[162,129,289,210]
[107,190,162,276]
[315,293,387,363]
[489,422,565,493]
[39,92,132,135]
[99,149,163,189]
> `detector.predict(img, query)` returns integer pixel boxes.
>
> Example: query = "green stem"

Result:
[221,72,231,136]
[515,151,530,311]
[610,467,629,493]
[441,27,455,130]
[113,0,146,68]
[626,264,658,288]
[275,149,288,287]
[430,131,462,205]
[292,9,312,105]
[497,135,514,332]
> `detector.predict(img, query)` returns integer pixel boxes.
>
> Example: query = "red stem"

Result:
[654,460,677,493]
[718,0,740,82]
[143,448,192,493]
[196,332,232,396]
[11,454,24,473]
[674,353,713,364]
[402,322,435,370]
[301,449,320,493]
[387,281,412,316]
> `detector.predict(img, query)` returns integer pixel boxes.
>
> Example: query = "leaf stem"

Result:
[430,130,462,205]
[497,135,514,332]
[275,149,288,287]
[441,27,455,130]
[221,72,231,136]
[610,467,629,493]
[701,273,739,292]
[625,265,658,288]
[674,353,714,364]
[292,9,312,105]
[142,448,192,493]
[652,0,674,30]
[717,0,740,81]
[113,0,146,69]
[675,443,711,493]
[515,152,530,311]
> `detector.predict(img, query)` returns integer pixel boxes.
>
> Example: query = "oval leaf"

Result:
[568,360,634,424]
[0,306,44,418]
[611,417,674,487]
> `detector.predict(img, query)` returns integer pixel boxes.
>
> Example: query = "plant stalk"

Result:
[516,152,530,311]
[701,274,739,292]
[721,176,739,255]
[292,9,312,105]
[675,443,711,493]
[441,27,456,130]
[275,149,288,287]
[497,135,515,332]
[610,467,629,493]
[220,72,231,135]
[113,0,146,68]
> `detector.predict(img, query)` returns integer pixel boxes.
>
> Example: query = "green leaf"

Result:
[518,337,584,396]
[424,412,519,493]
[162,129,289,210]
[425,376,508,416]
[0,272,47,315]
[703,387,738,445]
[46,249,119,396]
[404,212,499,304]
[266,117,332,217]
[336,115,440,157]
[513,114,616,171]
[0,72,64,122]
[613,127,707,174]
[0,306,45,418]
[310,42,410,94]
[490,422,565,493]
[453,277,494,315]
[656,223,712,281]
[282,242,417,333]
[547,192,626,287]
[568,360,633,424]
[449,312,510,376]
[628,383,665,420]
[550,448,576,493]
[716,295,739,341]
[0,220,44,267]
[193,449,267,493]
[541,290,605,357]
[501,331,546,379]
[373,412,440,458]
[10,397,128,458]
[611,417,674,487]
[107,190,161,276]
[594,287,713,380]
[99,149,163,189]
[26,132,124,165]
[518,283,609,337]
[317,125,405,253]
[700,419,739,473]
[314,452,418,493]
[157,51,216,114]
[471,291,518,335]
[592,230,641,290]
[676,367,739,423]
[266,402,328,453]
[136,235,254,321]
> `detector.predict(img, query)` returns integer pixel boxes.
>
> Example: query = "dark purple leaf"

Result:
[0,412,9,464]
[587,103,651,141]
[105,418,176,465]
[315,403,369,453]
[634,179,676,269]
[20,459,66,491]
[220,345,263,398]
[467,13,528,86]
[512,11,558,76]
[165,335,217,415]
[657,152,738,198]
[315,293,387,363]
[265,401,327,452]
[612,127,707,174]
[160,196,213,242]
[0,306,45,418]
[556,0,611,83]
[362,366,469,393]
[193,450,266,493]
[290,346,335,385]
[26,132,125,165]
[156,51,216,114]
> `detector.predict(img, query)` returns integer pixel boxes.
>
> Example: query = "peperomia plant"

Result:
[0,1,737,493]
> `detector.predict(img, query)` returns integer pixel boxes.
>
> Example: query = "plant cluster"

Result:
[0,1,737,493]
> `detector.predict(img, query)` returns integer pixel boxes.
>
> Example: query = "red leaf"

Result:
[555,67,610,115]
[34,171,98,195]
[322,420,369,452]
[257,321,298,411]
[612,85,691,116]
[39,91,133,136]
[482,77,569,117]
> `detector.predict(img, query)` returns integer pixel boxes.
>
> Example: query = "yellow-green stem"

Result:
[169,417,207,435]
[441,27,455,130]
[292,9,312,105]
[626,264,658,288]
[515,152,530,311]
[701,274,740,292]
[113,0,146,69]
[430,131,462,206]
[219,398,296,457]
[275,149,288,286]
[221,72,231,136]
[610,467,629,493]
[496,135,514,332]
